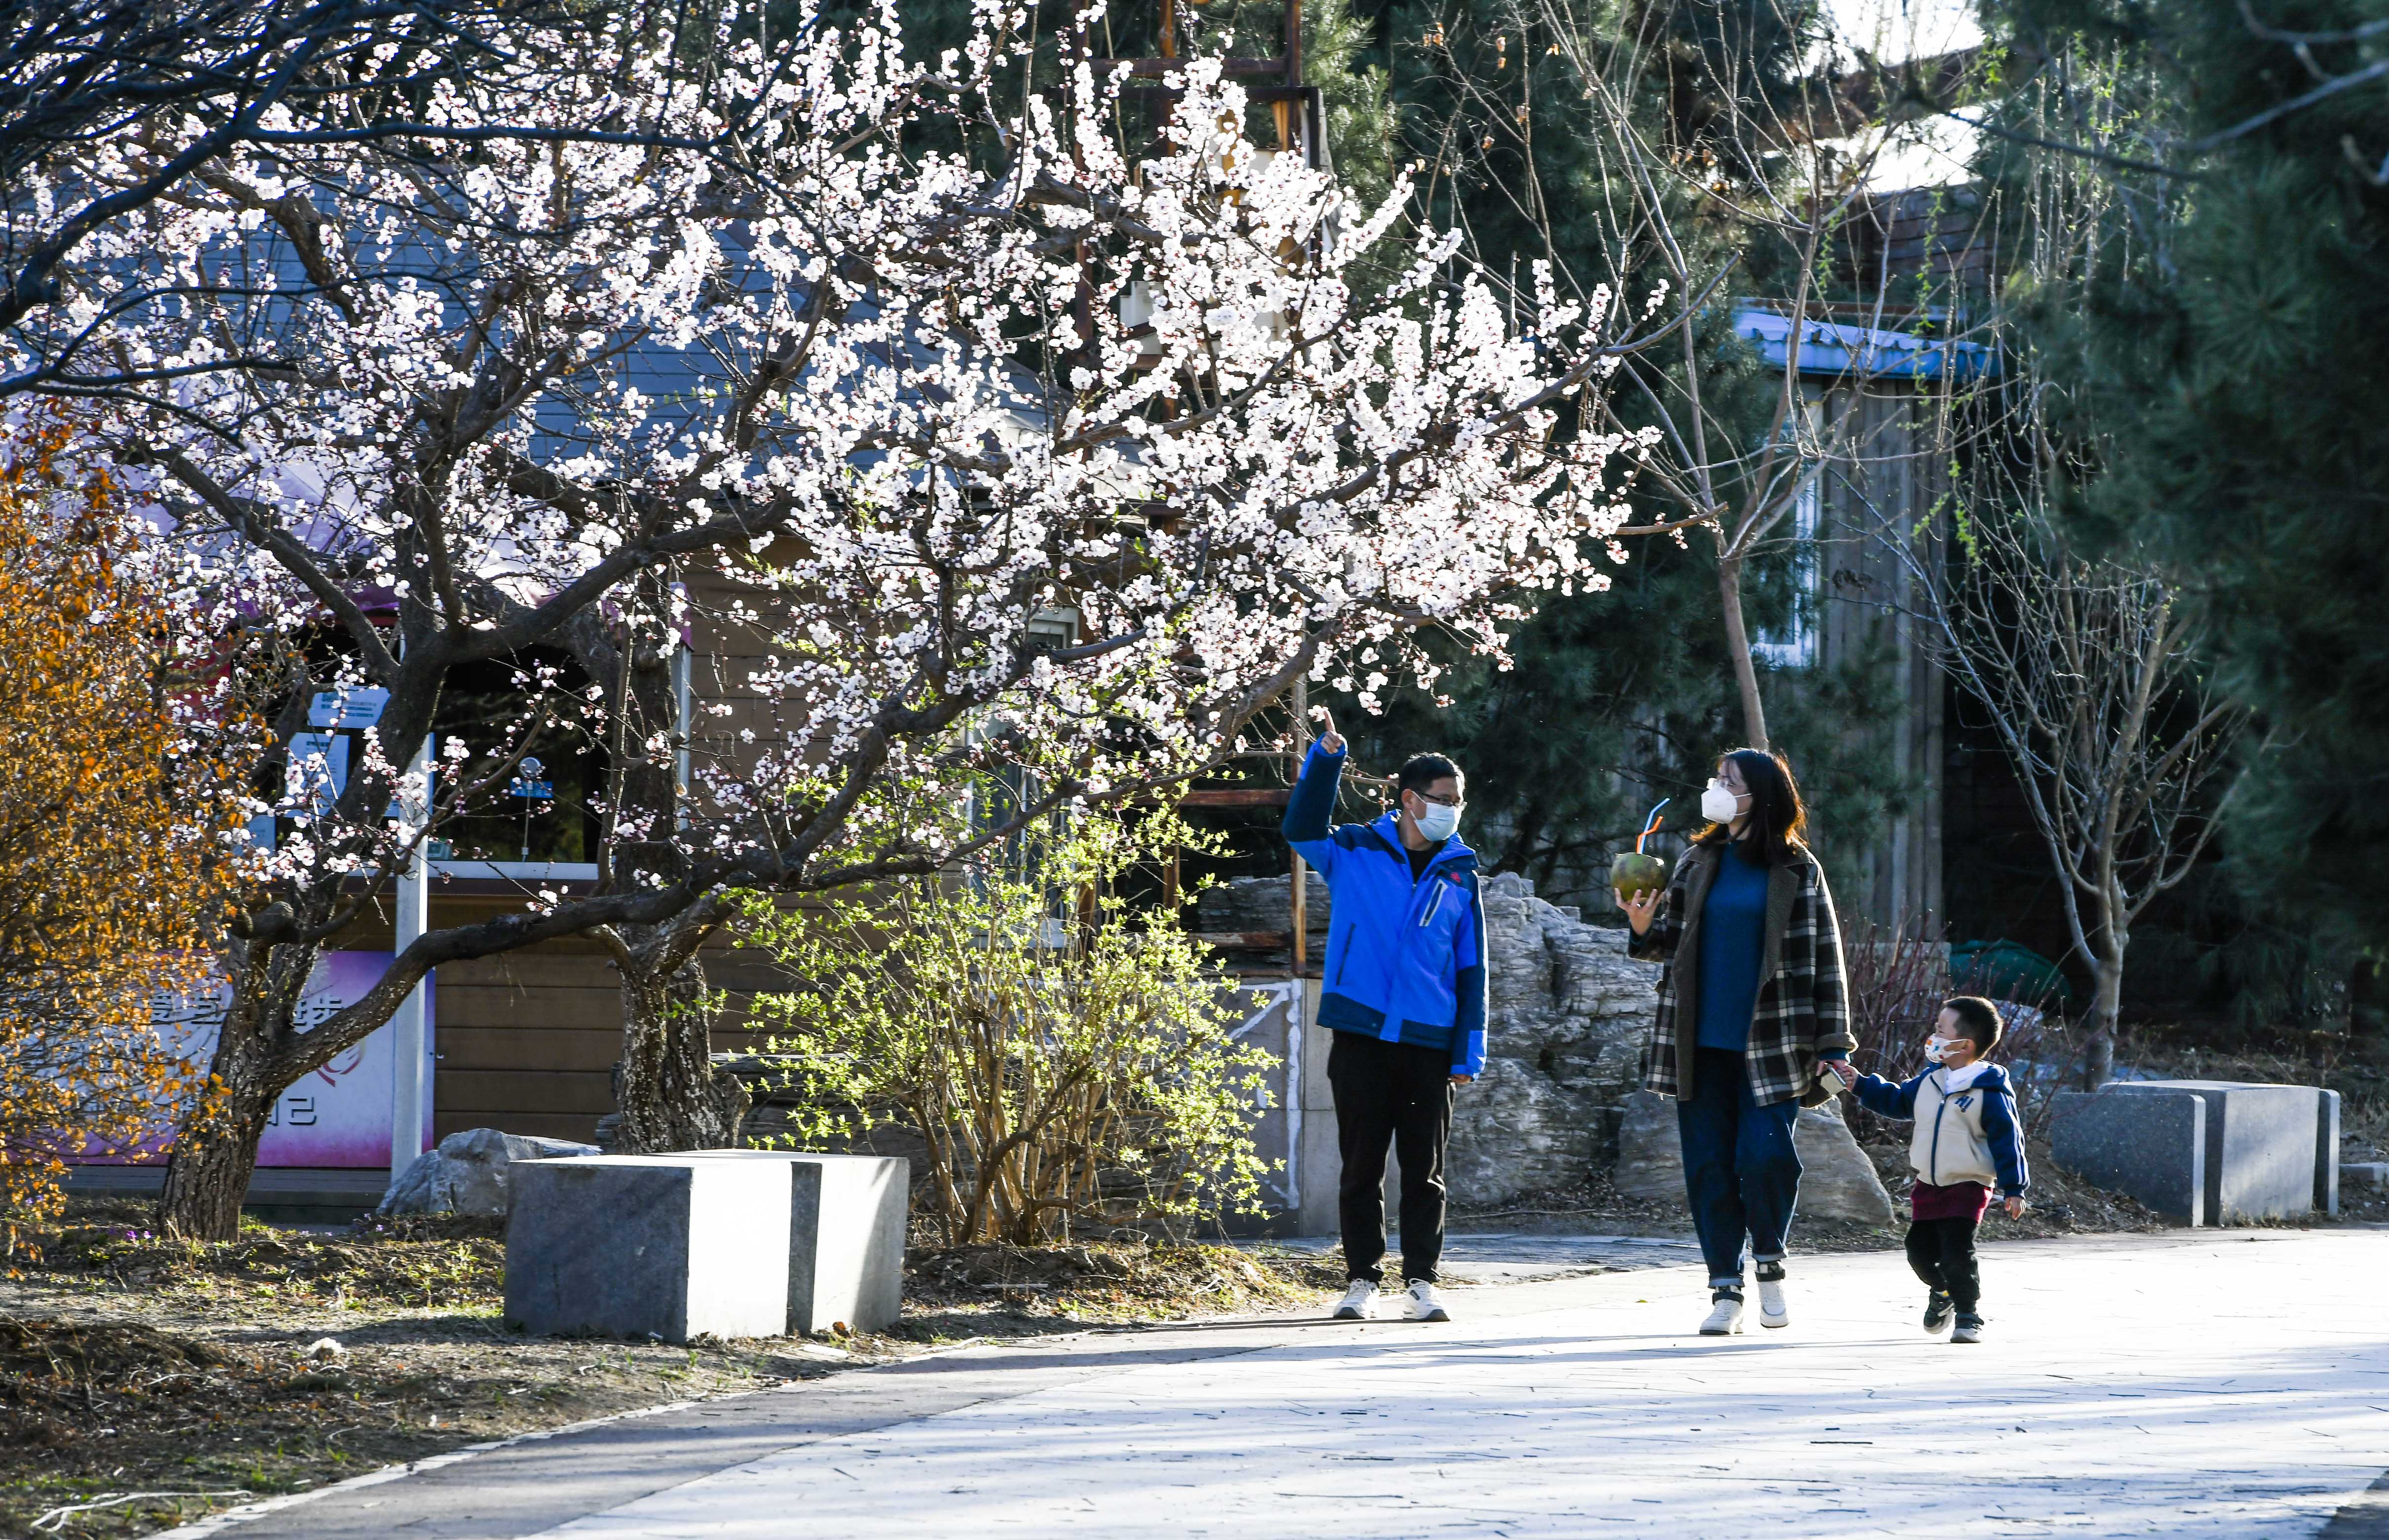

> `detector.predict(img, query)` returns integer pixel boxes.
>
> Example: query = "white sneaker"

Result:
[1699,1291,1746,1336]
[1406,1280,1452,1322]
[1756,1277,1789,1329]
[1332,1279,1379,1320]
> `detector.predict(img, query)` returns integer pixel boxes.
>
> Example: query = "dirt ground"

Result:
[0,1204,1342,1540]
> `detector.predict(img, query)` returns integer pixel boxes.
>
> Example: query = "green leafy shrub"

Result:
[741,814,1276,1247]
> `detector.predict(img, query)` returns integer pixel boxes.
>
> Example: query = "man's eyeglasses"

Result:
[1409,790,1464,808]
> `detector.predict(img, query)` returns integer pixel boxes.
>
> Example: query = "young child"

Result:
[1846,996,2030,1344]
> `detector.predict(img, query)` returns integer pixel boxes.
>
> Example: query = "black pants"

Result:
[1905,1215,1983,1311]
[1329,1032,1454,1284]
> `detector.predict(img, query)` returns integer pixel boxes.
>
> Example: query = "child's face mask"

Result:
[1923,1035,1956,1064]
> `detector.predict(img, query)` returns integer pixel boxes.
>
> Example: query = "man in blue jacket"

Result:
[1283,711,1486,1323]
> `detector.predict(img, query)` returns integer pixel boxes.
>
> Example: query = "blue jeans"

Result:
[1677,1047,1803,1288]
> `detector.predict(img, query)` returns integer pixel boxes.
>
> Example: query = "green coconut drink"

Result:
[1610,799,1672,896]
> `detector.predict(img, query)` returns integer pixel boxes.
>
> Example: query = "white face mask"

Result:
[1700,780,1742,823]
[1411,799,1461,843]
[1924,1036,1956,1064]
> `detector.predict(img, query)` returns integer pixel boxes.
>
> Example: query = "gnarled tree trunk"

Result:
[157,937,318,1239]
[601,908,745,1153]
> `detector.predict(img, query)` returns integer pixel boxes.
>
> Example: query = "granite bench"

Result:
[504,1151,909,1343]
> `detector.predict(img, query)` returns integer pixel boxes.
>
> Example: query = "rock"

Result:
[1610,1089,1896,1225]
[676,1151,909,1335]
[1793,1101,1898,1224]
[1445,873,1661,1206]
[1612,1090,1683,1203]
[379,1127,598,1217]
[2345,1161,2389,1193]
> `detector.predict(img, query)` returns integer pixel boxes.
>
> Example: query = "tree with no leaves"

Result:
[1884,498,2247,1088]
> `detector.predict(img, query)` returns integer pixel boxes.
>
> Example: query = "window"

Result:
[1754,411,1823,669]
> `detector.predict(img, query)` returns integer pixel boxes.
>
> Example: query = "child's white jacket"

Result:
[1850,1061,2030,1195]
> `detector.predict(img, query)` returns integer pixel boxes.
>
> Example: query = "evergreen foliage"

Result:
[1981,0,2389,952]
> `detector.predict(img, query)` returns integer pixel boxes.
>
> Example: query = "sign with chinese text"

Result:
[140,951,434,1168]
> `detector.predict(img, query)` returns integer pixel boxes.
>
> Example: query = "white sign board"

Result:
[308,687,391,729]
[140,951,435,1168]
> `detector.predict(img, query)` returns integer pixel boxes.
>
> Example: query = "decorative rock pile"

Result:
[1445,873,1664,1206]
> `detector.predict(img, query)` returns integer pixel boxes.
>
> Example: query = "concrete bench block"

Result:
[2316,1089,2341,1217]
[503,1155,792,1344]
[2346,1161,2389,1193]
[2107,1081,2319,1224]
[682,1152,908,1334]
[2049,1089,2205,1226]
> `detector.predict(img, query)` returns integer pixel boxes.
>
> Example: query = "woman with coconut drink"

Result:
[1615,749,1854,1337]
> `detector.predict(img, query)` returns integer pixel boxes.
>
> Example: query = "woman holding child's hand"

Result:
[1618,749,1853,1339]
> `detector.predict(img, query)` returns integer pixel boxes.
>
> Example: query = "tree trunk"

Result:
[156,961,294,1239]
[2080,940,2126,1090]
[1717,548,1770,749]
[614,953,746,1153]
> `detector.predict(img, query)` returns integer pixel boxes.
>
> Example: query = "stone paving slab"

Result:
[166,1230,2389,1540]
[532,1231,2389,1540]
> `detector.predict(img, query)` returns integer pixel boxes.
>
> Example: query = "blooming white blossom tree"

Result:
[7,0,1670,1235]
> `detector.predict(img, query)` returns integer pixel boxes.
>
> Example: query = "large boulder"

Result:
[1445,874,1661,1205]
[1612,1089,1896,1225]
[379,1127,598,1217]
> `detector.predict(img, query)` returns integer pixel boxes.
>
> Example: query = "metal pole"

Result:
[389,731,433,1177]
[1290,678,1309,976]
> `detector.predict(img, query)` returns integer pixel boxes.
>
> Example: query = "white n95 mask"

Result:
[1700,781,1741,823]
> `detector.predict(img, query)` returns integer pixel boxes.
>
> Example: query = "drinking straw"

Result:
[1635,798,1669,854]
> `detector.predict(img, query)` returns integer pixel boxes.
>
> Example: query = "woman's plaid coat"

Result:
[1628,838,1854,1109]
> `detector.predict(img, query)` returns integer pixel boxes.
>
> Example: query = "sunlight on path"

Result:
[534,1232,2389,1539]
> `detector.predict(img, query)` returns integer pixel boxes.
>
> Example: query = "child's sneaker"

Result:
[1923,1292,1956,1336]
[1699,1288,1746,1336]
[1332,1279,1378,1320]
[1951,1312,1985,1344]
[1754,1261,1789,1328]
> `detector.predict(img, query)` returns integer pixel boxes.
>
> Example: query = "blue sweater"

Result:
[1694,842,1771,1051]
[1281,743,1488,1076]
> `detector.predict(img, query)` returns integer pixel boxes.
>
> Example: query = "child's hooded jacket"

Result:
[1851,1061,2030,1195]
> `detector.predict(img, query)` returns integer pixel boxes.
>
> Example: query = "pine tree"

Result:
[1983,0,2389,951]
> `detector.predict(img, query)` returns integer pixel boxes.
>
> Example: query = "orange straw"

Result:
[1635,799,1669,854]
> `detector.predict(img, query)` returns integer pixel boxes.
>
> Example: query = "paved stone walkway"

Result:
[180,1230,2389,1539]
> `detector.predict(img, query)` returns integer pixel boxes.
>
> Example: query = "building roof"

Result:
[1732,305,1998,382]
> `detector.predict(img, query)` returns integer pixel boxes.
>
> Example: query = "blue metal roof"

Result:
[1732,306,1998,382]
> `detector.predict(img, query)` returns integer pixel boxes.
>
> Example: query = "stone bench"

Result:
[504,1152,909,1343]
[2050,1081,2339,1227]
[680,1151,909,1335]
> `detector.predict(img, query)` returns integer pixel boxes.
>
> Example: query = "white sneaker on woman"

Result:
[1699,1291,1746,1336]
[1332,1279,1378,1320]
[1406,1280,1452,1322]
[1756,1277,1789,1329]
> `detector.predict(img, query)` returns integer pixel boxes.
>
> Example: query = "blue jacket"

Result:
[1282,743,1488,1076]
[1850,1063,2030,1196]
